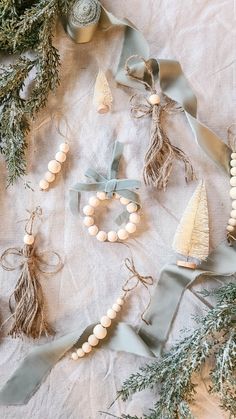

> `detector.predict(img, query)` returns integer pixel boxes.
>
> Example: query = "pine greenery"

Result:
[118,282,236,419]
[0,0,74,185]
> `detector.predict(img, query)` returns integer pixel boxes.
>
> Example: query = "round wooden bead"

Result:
[114,193,120,199]
[89,196,100,208]
[77,348,85,358]
[230,177,236,187]
[83,216,94,227]
[125,223,137,234]
[112,303,121,312]
[88,334,99,347]
[39,179,49,190]
[83,205,94,216]
[60,143,69,153]
[71,352,79,361]
[230,188,236,199]
[120,197,130,205]
[117,298,124,306]
[97,191,107,200]
[232,200,236,209]
[227,225,234,232]
[230,210,236,219]
[100,316,112,328]
[93,324,107,340]
[231,153,236,159]
[45,171,55,183]
[107,309,117,319]
[48,160,61,174]
[82,342,92,354]
[55,151,66,163]
[96,231,107,242]
[228,218,236,227]
[230,167,236,176]
[129,213,141,224]
[88,225,99,236]
[107,231,118,242]
[117,229,129,240]
[149,94,160,105]
[230,159,236,167]
[24,234,35,245]
[127,203,138,213]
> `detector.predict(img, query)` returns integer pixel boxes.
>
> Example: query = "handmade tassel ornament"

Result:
[172,181,209,269]
[227,124,236,245]
[0,207,63,339]
[93,69,113,114]
[125,56,195,190]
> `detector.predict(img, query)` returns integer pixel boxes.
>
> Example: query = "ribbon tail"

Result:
[109,141,124,179]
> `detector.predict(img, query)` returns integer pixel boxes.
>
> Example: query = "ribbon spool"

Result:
[66,0,101,43]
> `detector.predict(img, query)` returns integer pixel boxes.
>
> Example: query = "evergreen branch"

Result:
[117,282,236,419]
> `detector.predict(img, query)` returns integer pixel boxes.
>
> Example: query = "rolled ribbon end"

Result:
[64,0,101,43]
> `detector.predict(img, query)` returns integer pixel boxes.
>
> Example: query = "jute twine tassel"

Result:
[0,207,63,339]
[125,55,195,190]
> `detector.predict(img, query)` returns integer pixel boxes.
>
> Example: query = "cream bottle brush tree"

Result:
[172,181,210,269]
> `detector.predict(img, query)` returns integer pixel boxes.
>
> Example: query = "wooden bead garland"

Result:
[83,193,141,242]
[227,152,236,239]
[39,142,69,190]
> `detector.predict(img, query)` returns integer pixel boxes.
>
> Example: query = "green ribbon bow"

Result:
[70,141,141,223]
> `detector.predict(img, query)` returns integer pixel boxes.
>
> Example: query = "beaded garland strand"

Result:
[39,142,70,191]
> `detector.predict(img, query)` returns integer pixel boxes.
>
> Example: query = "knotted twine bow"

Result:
[0,207,63,339]
[70,141,141,224]
[126,55,195,190]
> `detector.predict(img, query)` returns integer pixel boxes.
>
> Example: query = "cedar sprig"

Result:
[117,282,236,419]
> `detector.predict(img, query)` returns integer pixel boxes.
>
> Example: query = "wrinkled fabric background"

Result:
[0,1,234,418]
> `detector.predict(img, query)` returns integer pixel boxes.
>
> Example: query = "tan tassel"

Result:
[126,56,195,190]
[0,207,63,339]
[93,69,113,114]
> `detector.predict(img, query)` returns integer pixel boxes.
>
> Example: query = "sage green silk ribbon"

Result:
[70,141,141,222]
[63,1,231,173]
[0,242,235,406]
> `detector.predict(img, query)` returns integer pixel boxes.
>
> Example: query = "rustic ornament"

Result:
[227,124,236,244]
[93,69,113,114]
[172,181,209,269]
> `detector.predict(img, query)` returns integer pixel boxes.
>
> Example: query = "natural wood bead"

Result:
[71,352,79,360]
[116,298,124,305]
[125,222,137,234]
[100,316,112,328]
[114,193,120,199]
[107,231,118,242]
[228,218,236,226]
[127,202,138,213]
[96,231,107,242]
[55,151,66,163]
[97,191,107,200]
[129,213,140,224]
[227,225,234,232]
[230,167,236,176]
[77,348,85,358]
[60,143,69,153]
[24,234,35,245]
[149,93,160,105]
[93,324,107,340]
[88,334,99,347]
[230,159,236,167]
[107,309,117,319]
[231,153,236,159]
[89,196,100,207]
[82,342,92,353]
[39,179,49,190]
[83,205,94,216]
[230,177,236,187]
[45,171,55,183]
[230,187,236,199]
[112,303,121,312]
[232,200,236,210]
[117,229,129,240]
[83,216,94,227]
[230,210,236,219]
[88,225,99,236]
[120,197,130,205]
[48,160,61,174]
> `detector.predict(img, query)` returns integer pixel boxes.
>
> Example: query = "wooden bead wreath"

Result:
[83,192,141,242]
[71,257,153,360]
[70,141,141,242]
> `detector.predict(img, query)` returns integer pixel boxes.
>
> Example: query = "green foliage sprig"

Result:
[117,282,236,419]
[0,0,73,185]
